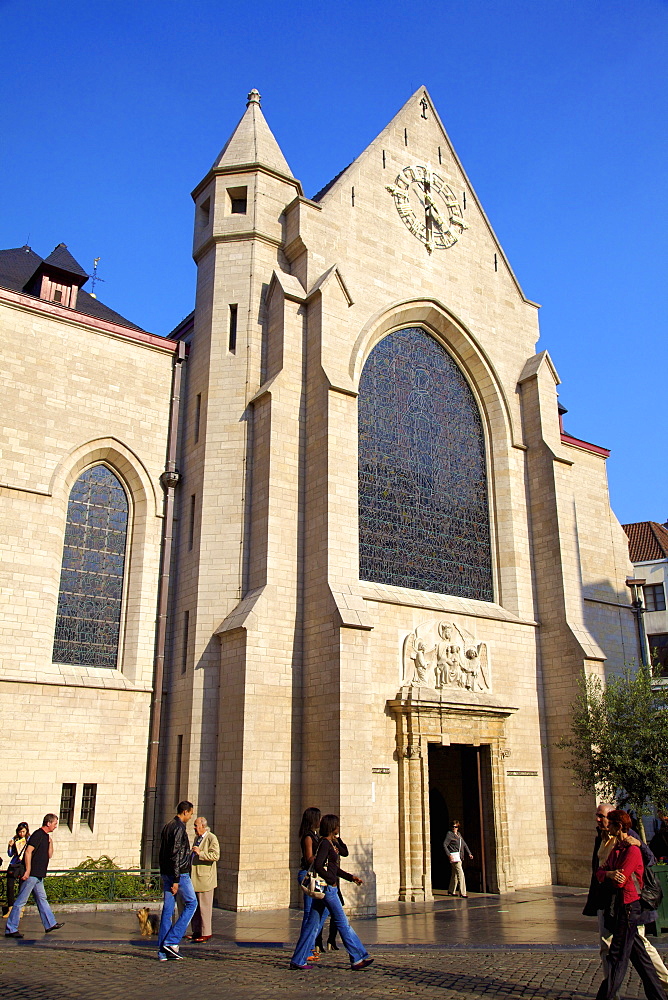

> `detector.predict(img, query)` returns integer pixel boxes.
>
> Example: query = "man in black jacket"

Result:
[157,800,197,961]
[583,802,668,993]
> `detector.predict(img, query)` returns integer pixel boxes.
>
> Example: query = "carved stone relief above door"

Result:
[403,619,491,693]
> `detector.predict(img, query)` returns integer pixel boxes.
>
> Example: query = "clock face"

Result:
[386,165,467,253]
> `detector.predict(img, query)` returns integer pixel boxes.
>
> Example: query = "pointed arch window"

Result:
[53,464,129,667]
[358,326,493,601]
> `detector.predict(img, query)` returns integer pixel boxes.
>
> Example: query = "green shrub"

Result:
[1,856,161,905]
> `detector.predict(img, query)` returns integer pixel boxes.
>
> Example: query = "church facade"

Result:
[1,88,637,908]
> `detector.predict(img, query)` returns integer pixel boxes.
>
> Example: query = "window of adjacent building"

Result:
[80,783,97,830]
[358,326,493,600]
[227,186,247,215]
[644,583,666,612]
[59,783,76,830]
[649,634,668,675]
[52,465,129,668]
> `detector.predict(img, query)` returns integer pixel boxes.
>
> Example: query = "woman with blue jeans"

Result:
[297,807,325,961]
[290,814,373,971]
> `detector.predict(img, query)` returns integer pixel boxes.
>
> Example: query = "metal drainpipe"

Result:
[141,339,187,870]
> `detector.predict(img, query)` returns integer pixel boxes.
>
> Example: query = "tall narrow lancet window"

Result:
[53,465,129,667]
[358,327,493,601]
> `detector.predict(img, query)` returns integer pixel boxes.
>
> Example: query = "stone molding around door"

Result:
[387,687,518,901]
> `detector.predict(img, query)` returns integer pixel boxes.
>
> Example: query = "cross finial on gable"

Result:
[420,96,429,119]
[247,88,261,107]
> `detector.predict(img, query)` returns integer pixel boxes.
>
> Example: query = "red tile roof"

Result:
[622,521,668,563]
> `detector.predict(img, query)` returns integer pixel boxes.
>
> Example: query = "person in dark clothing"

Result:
[583,802,668,990]
[3,822,29,916]
[157,800,197,961]
[290,814,373,971]
[649,815,668,862]
[444,820,473,897]
[5,814,64,938]
[297,806,322,959]
[595,809,665,1000]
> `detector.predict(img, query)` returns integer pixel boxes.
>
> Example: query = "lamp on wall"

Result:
[626,577,650,668]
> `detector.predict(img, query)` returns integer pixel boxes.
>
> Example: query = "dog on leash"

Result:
[137,907,159,936]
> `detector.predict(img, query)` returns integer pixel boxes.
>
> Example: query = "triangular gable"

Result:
[314,86,538,306]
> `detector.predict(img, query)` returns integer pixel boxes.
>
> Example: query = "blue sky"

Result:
[1,0,666,525]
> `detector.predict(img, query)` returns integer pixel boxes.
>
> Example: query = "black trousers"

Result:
[3,872,18,913]
[596,899,665,1000]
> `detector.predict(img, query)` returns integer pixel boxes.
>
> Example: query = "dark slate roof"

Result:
[43,243,88,280]
[0,245,145,333]
[0,246,43,290]
[312,161,355,202]
[72,289,146,331]
[622,521,668,563]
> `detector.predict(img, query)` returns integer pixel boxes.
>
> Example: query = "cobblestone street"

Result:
[0,946,660,1000]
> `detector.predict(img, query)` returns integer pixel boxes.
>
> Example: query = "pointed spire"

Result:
[213,90,294,177]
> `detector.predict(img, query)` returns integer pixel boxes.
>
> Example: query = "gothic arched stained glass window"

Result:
[53,465,129,667]
[358,327,493,601]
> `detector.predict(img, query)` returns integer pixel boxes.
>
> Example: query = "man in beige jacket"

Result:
[189,817,220,942]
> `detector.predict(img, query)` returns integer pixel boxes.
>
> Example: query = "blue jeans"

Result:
[291,884,369,967]
[158,873,198,950]
[6,876,57,933]
[297,869,327,938]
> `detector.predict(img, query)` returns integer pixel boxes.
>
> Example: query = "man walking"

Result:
[4,813,64,938]
[583,802,668,990]
[444,820,473,897]
[190,816,220,942]
[157,800,198,961]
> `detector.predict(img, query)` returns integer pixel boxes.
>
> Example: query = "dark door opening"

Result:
[428,743,494,893]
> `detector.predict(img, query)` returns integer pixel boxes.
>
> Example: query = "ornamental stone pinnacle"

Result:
[247,89,261,107]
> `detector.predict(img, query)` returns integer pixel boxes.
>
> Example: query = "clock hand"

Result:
[424,192,445,228]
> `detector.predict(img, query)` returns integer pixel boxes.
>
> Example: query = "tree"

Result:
[558,664,668,841]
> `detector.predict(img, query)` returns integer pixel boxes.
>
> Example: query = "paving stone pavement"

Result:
[0,946,658,1000]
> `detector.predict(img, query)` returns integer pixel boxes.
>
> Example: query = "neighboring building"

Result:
[0,242,178,866]
[1,86,639,902]
[622,521,668,673]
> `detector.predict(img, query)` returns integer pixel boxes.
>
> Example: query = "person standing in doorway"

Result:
[157,800,198,961]
[444,820,473,897]
[189,816,220,942]
[5,814,64,937]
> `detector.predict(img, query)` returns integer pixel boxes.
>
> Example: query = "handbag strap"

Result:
[12,840,27,863]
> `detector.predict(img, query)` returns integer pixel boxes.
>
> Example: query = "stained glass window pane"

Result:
[358,326,493,600]
[53,465,128,667]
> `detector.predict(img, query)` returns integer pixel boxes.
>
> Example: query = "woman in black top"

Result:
[297,807,322,959]
[290,814,373,971]
[3,822,29,916]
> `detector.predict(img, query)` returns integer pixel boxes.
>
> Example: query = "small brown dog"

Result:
[137,907,159,936]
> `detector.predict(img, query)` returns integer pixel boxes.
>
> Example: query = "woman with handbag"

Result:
[3,823,29,917]
[290,814,373,971]
[595,809,664,1000]
[444,820,473,897]
[297,807,324,961]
